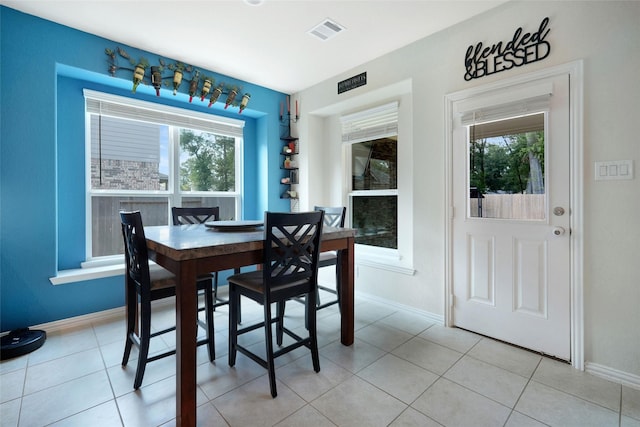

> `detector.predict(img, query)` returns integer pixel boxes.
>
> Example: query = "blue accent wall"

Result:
[0,7,290,331]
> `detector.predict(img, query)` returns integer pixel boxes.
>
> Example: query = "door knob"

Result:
[552,227,566,236]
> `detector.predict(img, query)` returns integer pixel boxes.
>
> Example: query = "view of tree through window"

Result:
[468,113,546,220]
[180,130,235,192]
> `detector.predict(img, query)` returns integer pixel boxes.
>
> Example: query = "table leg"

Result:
[176,260,198,427]
[340,237,355,345]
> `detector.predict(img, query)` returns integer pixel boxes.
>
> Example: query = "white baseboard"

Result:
[25,299,176,335]
[586,362,640,390]
[354,289,445,325]
[28,306,125,334]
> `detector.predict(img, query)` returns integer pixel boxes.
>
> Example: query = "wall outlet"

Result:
[594,160,634,181]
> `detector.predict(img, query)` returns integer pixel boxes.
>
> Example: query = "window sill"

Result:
[50,264,124,285]
[355,250,415,276]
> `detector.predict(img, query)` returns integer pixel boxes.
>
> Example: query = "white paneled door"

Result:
[451,73,571,360]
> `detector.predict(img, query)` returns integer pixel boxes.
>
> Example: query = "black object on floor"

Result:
[0,328,46,360]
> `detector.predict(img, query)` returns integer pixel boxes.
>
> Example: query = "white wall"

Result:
[296,1,640,380]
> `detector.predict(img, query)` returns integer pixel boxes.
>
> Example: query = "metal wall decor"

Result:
[105,47,251,113]
[279,95,299,124]
[464,17,551,81]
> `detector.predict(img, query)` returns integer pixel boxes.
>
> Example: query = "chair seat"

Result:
[148,265,214,290]
[229,270,309,295]
[148,264,176,290]
[196,273,215,284]
[318,251,337,262]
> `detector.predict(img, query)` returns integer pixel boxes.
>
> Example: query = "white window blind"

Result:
[89,115,161,162]
[460,94,550,127]
[84,89,244,138]
[341,101,398,144]
[469,112,545,140]
[459,82,553,127]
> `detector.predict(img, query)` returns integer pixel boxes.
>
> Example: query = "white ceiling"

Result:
[2,0,509,94]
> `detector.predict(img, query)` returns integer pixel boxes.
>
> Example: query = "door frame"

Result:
[444,61,584,369]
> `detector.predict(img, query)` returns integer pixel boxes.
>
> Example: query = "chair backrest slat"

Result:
[263,211,324,289]
[120,211,151,292]
[172,206,220,225]
[314,206,346,228]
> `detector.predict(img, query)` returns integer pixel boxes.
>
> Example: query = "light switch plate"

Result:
[594,160,634,181]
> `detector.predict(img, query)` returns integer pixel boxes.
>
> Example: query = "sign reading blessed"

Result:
[338,72,367,94]
[464,17,551,81]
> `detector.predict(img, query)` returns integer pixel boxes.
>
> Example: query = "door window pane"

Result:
[468,113,546,220]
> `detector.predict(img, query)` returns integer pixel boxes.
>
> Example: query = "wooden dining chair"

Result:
[171,206,218,225]
[314,206,346,311]
[227,211,324,397]
[172,206,223,306]
[120,210,215,389]
[172,206,242,323]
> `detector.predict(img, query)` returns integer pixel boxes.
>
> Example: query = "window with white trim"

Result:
[342,102,398,250]
[85,89,244,260]
[459,88,551,220]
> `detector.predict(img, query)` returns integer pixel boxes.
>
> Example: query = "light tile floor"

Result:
[2,291,639,427]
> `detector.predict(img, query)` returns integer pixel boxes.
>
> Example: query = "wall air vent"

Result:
[308,18,346,41]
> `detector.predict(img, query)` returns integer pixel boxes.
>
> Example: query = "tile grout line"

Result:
[505,356,546,426]
[93,321,127,427]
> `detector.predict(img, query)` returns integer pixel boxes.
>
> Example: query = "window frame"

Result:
[342,102,399,256]
[83,90,244,264]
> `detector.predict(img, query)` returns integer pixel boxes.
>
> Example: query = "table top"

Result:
[145,224,355,261]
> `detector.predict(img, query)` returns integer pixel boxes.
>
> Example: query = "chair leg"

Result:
[212,272,218,312]
[335,258,342,314]
[133,298,152,390]
[204,278,215,362]
[228,284,238,367]
[263,301,277,398]
[122,282,136,366]
[304,296,310,330]
[308,289,320,373]
[234,268,242,324]
[276,301,285,346]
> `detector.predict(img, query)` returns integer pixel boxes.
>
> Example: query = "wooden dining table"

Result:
[144,222,356,427]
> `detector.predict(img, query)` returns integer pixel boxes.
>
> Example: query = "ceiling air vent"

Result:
[308,18,346,41]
